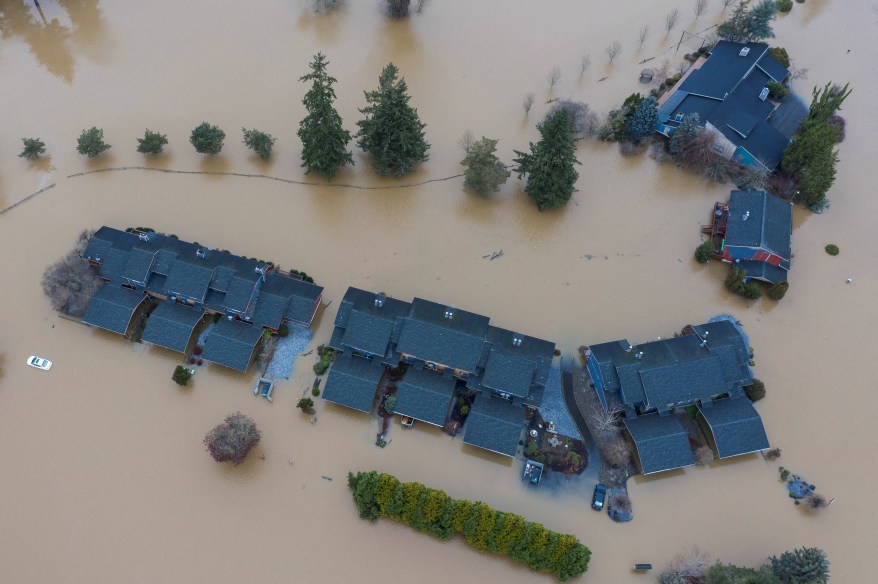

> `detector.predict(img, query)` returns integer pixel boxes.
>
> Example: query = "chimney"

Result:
[739,47,750,57]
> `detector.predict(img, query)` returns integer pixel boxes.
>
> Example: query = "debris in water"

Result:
[598,76,609,82]
[846,278,852,283]
[321,475,332,481]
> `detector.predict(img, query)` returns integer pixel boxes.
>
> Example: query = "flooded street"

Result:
[1,1,877,582]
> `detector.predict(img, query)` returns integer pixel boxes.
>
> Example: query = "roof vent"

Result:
[512,335,523,347]
[444,305,456,320]
[138,232,150,242]
[739,47,750,57]
[255,265,265,274]
[759,87,769,101]
[196,248,207,259]
[634,351,644,360]
[742,211,750,221]
[374,292,386,308]
[626,343,635,353]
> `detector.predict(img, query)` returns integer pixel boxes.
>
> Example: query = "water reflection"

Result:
[0,0,104,82]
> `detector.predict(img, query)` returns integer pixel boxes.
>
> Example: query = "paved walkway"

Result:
[560,357,601,483]
[266,325,312,379]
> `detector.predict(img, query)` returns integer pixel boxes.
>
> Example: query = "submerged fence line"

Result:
[0,183,56,216]
[67,165,465,190]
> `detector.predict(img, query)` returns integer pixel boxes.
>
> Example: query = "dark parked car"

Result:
[591,483,607,511]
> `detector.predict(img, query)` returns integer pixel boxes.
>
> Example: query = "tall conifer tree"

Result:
[298,52,353,179]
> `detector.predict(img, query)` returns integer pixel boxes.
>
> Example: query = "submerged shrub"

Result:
[19,137,46,159]
[745,379,766,401]
[824,244,839,255]
[203,412,261,465]
[190,122,225,154]
[694,240,715,263]
[137,129,168,154]
[76,127,111,158]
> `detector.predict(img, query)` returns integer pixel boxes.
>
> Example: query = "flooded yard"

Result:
[1,1,877,582]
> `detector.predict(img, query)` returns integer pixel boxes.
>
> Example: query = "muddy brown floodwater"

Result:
[1,1,877,582]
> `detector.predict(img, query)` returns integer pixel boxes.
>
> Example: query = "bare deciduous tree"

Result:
[313,0,344,11]
[457,129,475,154]
[694,0,709,19]
[606,40,622,63]
[416,0,429,13]
[638,25,650,48]
[676,127,718,168]
[652,59,671,88]
[789,60,809,80]
[664,8,680,35]
[522,92,535,115]
[720,0,737,9]
[804,493,830,511]
[663,546,711,584]
[589,405,621,434]
[546,66,561,89]
[579,52,592,77]
[41,230,102,317]
[602,437,633,468]
[546,99,601,139]
[255,335,279,372]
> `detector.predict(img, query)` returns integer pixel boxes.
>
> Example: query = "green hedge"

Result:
[347,471,590,581]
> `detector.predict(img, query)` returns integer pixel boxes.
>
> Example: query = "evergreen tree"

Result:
[19,137,46,159]
[356,63,430,176]
[669,113,700,156]
[799,146,838,210]
[746,0,778,42]
[513,109,581,211]
[76,127,111,158]
[189,122,225,154]
[803,82,852,128]
[717,0,777,42]
[708,562,782,584]
[137,129,168,154]
[627,95,658,142]
[298,52,353,178]
[781,122,839,174]
[770,547,830,584]
[694,240,715,263]
[461,137,510,196]
[242,127,276,160]
[172,365,192,386]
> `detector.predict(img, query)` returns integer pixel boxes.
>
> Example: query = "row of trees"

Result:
[661,544,829,583]
[347,471,590,581]
[780,82,851,212]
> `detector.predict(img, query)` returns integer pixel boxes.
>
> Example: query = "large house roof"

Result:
[587,321,752,410]
[82,285,147,334]
[395,367,456,426]
[200,319,263,372]
[396,299,490,372]
[624,414,695,474]
[698,398,769,458]
[481,350,536,398]
[321,354,384,412]
[725,190,793,261]
[659,41,790,170]
[249,273,323,329]
[141,301,203,353]
[463,396,524,457]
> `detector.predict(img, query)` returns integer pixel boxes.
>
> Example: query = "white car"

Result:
[27,356,53,370]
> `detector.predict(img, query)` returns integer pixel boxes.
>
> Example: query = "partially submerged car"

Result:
[27,356,53,370]
[591,483,607,511]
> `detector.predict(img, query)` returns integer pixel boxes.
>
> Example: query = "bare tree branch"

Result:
[606,41,622,63]
[638,25,650,48]
[664,8,680,35]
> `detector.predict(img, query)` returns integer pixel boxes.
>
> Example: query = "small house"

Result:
[721,190,793,284]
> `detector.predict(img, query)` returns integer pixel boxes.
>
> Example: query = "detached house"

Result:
[657,40,791,170]
[584,320,769,474]
[80,226,323,372]
[322,288,556,458]
[720,190,793,284]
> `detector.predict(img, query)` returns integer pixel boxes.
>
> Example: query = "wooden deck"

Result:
[701,202,729,258]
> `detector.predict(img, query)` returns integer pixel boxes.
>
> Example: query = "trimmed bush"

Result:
[297,397,315,414]
[242,127,276,160]
[776,0,792,13]
[172,365,192,386]
[384,395,397,414]
[694,240,715,263]
[314,344,334,375]
[348,471,591,581]
[76,127,111,158]
[767,281,789,300]
[766,81,787,99]
[19,137,46,159]
[311,387,320,397]
[137,129,168,154]
[824,244,839,255]
[203,412,261,465]
[745,379,766,401]
[189,122,225,154]
[278,324,290,337]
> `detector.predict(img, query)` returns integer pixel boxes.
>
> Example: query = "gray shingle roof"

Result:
[624,414,695,474]
[397,318,487,372]
[698,398,769,458]
[342,310,397,357]
[481,350,536,398]
[120,247,157,285]
[463,396,524,457]
[200,319,263,372]
[321,354,385,412]
[395,367,456,426]
[725,190,793,262]
[164,258,215,303]
[82,286,146,334]
[678,41,770,99]
[221,274,259,314]
[639,354,728,410]
[141,301,203,352]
